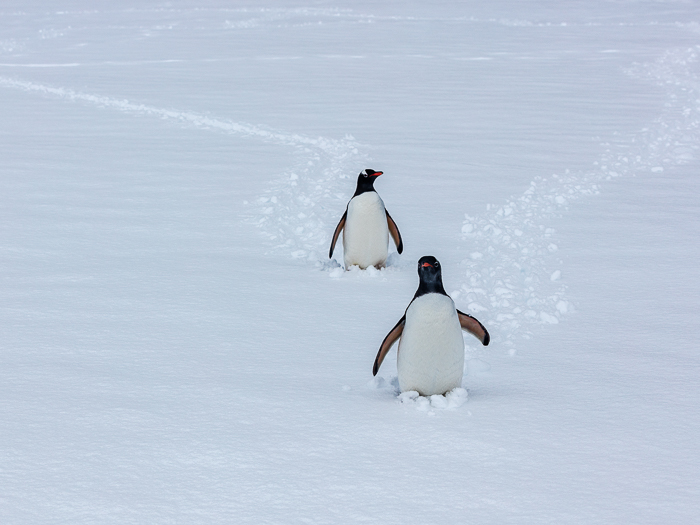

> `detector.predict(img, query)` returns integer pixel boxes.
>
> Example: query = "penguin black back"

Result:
[414,256,447,298]
[352,169,383,197]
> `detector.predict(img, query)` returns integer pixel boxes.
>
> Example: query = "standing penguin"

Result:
[329,169,403,270]
[373,256,490,396]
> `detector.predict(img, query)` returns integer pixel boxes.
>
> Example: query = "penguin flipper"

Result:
[457,310,490,346]
[385,210,403,254]
[329,210,347,258]
[373,315,405,376]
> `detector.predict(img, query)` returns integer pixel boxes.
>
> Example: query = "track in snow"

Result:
[0,75,368,270]
[456,46,700,356]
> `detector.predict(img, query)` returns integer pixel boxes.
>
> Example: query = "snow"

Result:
[1,1,699,523]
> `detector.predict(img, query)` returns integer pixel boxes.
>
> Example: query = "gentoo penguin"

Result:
[329,169,403,269]
[373,256,490,396]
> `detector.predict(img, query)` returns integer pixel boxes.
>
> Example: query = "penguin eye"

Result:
[434,261,439,267]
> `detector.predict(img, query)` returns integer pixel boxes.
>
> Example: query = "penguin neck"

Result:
[353,178,377,197]
[353,186,376,198]
[414,276,447,298]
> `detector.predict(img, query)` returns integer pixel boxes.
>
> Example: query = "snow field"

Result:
[1,2,700,524]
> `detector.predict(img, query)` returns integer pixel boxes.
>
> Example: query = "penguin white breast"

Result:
[342,192,389,269]
[397,293,465,396]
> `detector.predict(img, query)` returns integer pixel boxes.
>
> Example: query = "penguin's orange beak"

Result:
[371,171,383,177]
[421,262,433,268]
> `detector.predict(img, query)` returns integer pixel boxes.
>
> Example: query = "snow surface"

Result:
[1,1,700,523]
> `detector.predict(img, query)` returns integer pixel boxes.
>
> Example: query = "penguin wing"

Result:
[385,210,403,254]
[372,315,406,376]
[457,309,490,346]
[329,210,347,258]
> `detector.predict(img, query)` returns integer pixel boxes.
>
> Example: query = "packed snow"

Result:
[1,1,699,523]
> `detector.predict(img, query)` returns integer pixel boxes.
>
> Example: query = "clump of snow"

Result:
[398,388,469,412]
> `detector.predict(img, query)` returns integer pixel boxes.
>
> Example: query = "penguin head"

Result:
[353,169,383,196]
[415,256,447,296]
[418,256,442,280]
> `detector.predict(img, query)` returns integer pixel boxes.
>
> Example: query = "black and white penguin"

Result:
[373,256,490,396]
[329,169,403,270]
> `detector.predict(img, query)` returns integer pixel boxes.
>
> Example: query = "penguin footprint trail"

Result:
[250,137,369,268]
[456,47,700,355]
[0,76,367,272]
